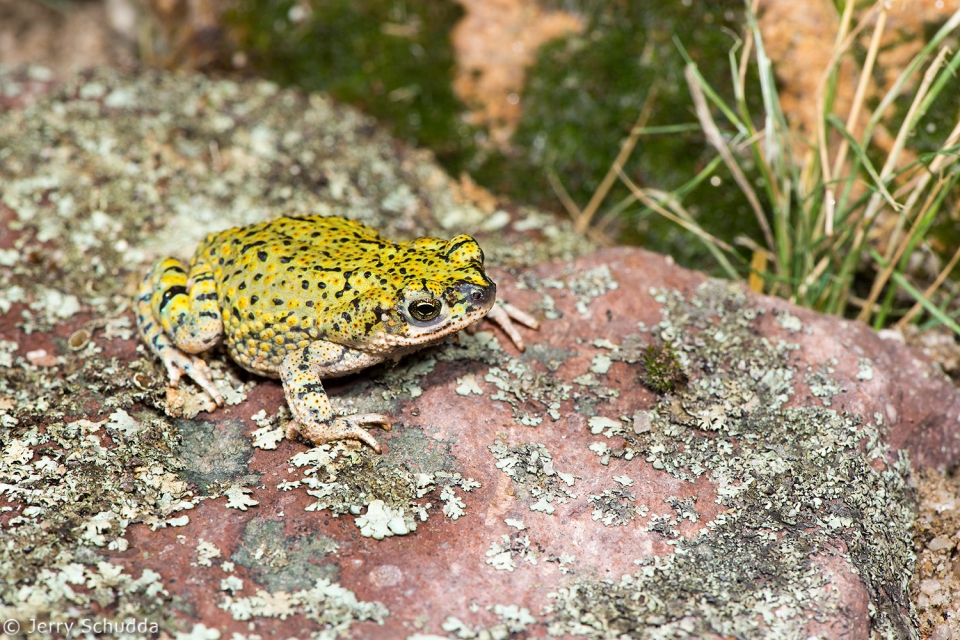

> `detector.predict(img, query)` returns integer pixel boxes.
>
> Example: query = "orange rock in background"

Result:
[758,0,959,141]
[451,0,583,148]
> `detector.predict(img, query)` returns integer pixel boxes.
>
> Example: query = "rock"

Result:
[2,68,958,639]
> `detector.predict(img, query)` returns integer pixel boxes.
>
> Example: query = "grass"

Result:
[563,0,960,335]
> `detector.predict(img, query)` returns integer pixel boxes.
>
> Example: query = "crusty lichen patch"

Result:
[0,353,196,634]
[441,603,539,639]
[230,516,339,592]
[588,486,643,527]
[277,426,481,539]
[545,282,916,638]
[176,416,257,492]
[218,577,387,633]
[488,440,577,515]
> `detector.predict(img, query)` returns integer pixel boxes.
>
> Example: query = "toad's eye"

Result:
[408,298,442,322]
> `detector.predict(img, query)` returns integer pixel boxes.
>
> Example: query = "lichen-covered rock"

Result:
[2,67,958,639]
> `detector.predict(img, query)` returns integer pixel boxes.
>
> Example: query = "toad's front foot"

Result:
[286,413,392,453]
[280,346,392,453]
[481,301,541,351]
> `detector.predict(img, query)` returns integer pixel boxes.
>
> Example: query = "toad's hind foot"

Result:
[136,281,224,407]
[163,348,225,406]
[286,413,391,453]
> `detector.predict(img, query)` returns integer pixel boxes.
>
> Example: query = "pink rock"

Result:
[109,248,946,638]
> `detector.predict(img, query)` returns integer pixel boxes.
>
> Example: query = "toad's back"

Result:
[192,215,474,375]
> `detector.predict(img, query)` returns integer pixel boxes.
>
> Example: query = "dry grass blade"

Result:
[899,116,960,217]
[547,167,583,221]
[812,3,880,239]
[896,244,960,330]
[685,63,778,273]
[573,85,659,234]
[546,167,618,247]
[875,46,955,256]
[617,167,739,279]
[856,176,947,322]
[854,50,960,323]
[862,45,949,220]
[831,4,887,181]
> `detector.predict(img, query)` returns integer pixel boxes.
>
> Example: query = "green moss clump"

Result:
[641,341,688,393]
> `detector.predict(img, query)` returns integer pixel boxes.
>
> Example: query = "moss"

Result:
[498,1,766,264]
[224,1,766,268]
[640,341,688,394]
[225,0,469,167]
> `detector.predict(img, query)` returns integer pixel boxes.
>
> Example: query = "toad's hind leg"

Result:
[279,342,389,453]
[135,257,224,404]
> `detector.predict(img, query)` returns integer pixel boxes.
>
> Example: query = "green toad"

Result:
[136,215,537,452]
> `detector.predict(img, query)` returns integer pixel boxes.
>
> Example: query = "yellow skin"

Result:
[136,215,534,452]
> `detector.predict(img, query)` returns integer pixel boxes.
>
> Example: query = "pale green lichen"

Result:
[278,427,481,538]
[544,282,915,638]
[484,359,572,425]
[219,578,387,637]
[455,373,485,396]
[488,440,577,515]
[588,487,643,527]
[587,416,623,436]
[221,575,244,595]
[224,485,259,511]
[356,499,415,538]
[484,533,538,572]
[441,603,538,639]
[775,310,803,333]
[479,266,630,426]
[194,539,223,567]
[804,361,844,407]
[0,354,195,634]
